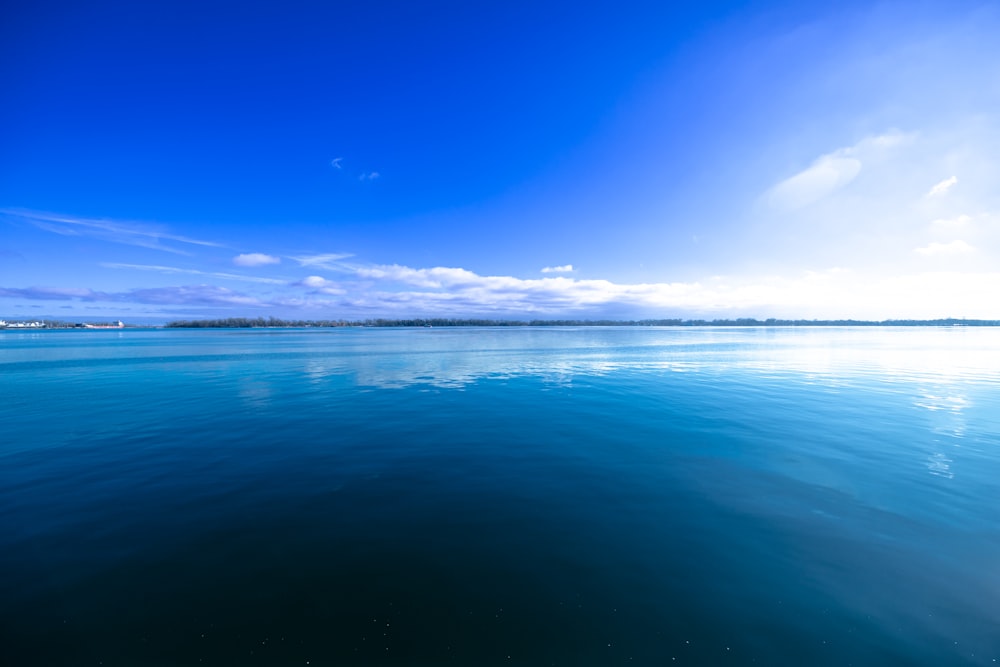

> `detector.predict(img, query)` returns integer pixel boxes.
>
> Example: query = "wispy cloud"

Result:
[127,285,266,307]
[0,284,265,307]
[290,253,354,270]
[330,157,343,169]
[359,171,380,181]
[0,286,107,301]
[1,209,225,254]
[766,155,862,211]
[914,240,974,256]
[101,263,287,284]
[764,131,909,211]
[233,253,281,267]
[927,176,958,197]
[541,264,574,274]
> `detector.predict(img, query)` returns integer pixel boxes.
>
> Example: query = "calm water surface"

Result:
[1,327,998,665]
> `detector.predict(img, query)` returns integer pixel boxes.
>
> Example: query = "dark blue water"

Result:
[2,327,998,665]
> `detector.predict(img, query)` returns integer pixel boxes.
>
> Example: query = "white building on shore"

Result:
[0,320,46,328]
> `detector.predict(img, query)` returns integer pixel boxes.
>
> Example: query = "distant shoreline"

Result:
[5,317,1000,330]
[161,317,1000,328]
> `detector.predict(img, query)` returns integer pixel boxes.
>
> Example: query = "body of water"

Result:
[2,326,998,665]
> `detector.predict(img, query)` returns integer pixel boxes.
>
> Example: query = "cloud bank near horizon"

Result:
[6,260,1000,321]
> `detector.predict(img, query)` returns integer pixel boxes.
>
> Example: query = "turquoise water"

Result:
[1,326,999,665]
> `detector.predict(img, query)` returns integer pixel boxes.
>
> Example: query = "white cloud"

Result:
[299,275,332,288]
[233,252,280,267]
[331,157,343,169]
[360,171,380,181]
[355,265,481,288]
[931,214,971,227]
[297,275,345,294]
[541,264,574,273]
[307,262,1000,319]
[346,264,800,314]
[12,262,1000,319]
[337,263,701,312]
[927,176,958,197]
[914,240,974,256]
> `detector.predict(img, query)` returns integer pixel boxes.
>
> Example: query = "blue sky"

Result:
[3,0,1000,322]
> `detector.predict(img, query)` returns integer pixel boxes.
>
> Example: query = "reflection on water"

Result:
[237,377,273,407]
[278,326,1000,391]
[5,326,999,387]
[927,451,954,478]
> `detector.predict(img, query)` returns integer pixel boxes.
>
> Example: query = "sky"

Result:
[3,0,1000,323]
